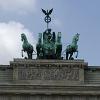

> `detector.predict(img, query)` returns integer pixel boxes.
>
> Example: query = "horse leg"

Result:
[30,53,32,59]
[28,52,33,59]
[76,50,78,58]
[69,52,73,60]
[28,53,32,59]
[66,51,69,60]
[26,52,28,59]
[22,50,24,57]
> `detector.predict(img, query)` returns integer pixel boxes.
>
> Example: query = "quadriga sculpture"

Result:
[66,33,80,60]
[36,29,62,59]
[21,33,33,59]
[43,29,56,59]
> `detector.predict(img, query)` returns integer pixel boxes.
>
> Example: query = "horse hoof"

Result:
[24,57,27,59]
[70,57,74,60]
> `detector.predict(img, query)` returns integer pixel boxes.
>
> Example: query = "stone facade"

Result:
[11,59,86,85]
[0,59,100,100]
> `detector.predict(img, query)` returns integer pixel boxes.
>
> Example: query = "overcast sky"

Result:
[0,0,100,66]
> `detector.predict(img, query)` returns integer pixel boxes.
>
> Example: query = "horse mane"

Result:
[22,33,28,43]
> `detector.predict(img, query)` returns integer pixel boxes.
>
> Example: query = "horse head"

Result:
[21,33,27,42]
[72,33,80,45]
[75,33,80,42]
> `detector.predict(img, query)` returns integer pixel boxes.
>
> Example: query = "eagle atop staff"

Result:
[42,8,53,16]
[42,8,53,29]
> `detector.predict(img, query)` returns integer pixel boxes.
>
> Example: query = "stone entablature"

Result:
[10,59,87,85]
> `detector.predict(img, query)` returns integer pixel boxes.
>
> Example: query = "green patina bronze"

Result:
[21,33,33,59]
[56,32,62,59]
[66,33,80,60]
[36,29,62,59]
